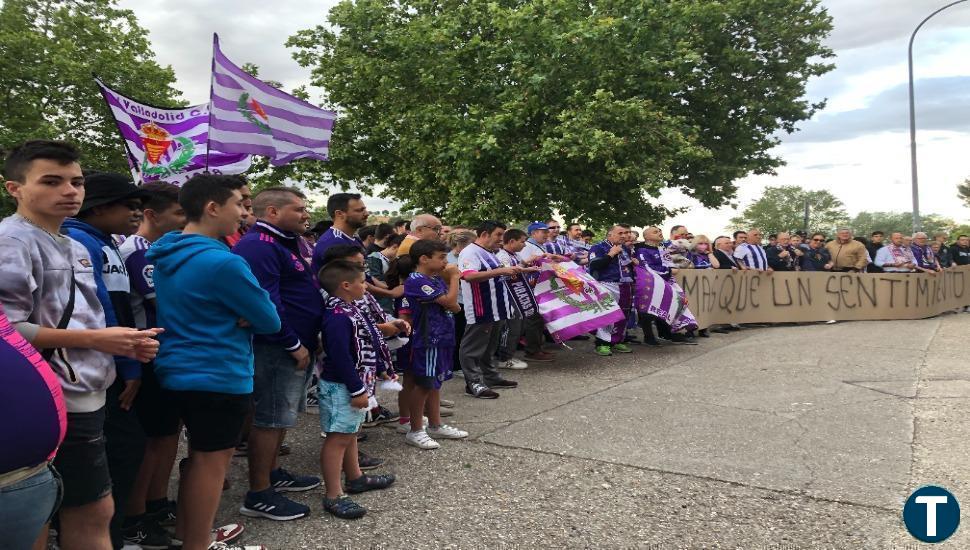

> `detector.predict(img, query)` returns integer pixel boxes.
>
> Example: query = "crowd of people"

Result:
[2,139,969,550]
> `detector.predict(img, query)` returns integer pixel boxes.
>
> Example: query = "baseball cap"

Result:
[80,172,150,213]
[527,221,549,233]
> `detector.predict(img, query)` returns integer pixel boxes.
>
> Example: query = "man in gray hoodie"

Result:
[0,140,160,550]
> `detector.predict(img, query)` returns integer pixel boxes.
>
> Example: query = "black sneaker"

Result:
[357,450,384,471]
[465,383,499,399]
[490,379,518,389]
[123,520,171,549]
[146,499,177,528]
[345,473,396,494]
[240,488,310,521]
[322,495,366,520]
[361,405,399,428]
[270,467,321,492]
[306,393,319,408]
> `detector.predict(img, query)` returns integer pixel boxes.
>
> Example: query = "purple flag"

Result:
[532,261,626,341]
[207,34,337,166]
[95,78,251,184]
[634,265,698,332]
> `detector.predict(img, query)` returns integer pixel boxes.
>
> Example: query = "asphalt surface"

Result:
[203,313,970,549]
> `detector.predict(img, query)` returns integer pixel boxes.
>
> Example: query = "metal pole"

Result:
[909,0,967,235]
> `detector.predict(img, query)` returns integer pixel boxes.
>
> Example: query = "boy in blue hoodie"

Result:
[147,174,280,550]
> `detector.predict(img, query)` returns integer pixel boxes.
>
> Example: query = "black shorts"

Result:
[134,363,181,438]
[173,391,252,452]
[53,407,112,508]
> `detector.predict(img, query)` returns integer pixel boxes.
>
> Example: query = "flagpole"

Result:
[205,33,218,174]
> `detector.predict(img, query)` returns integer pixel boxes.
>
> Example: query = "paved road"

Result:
[209,313,970,549]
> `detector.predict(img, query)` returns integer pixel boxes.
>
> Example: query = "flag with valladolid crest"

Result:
[96,78,251,184]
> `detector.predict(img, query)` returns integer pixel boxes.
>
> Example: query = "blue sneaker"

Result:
[270,467,321,492]
[239,488,310,521]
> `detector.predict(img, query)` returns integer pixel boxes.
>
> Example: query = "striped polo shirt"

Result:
[734,242,768,270]
[458,243,513,325]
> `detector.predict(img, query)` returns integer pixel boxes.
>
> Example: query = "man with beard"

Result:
[311,193,370,275]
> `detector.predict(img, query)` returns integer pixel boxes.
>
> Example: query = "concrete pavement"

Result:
[209,313,970,548]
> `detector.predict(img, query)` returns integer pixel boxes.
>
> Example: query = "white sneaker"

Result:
[427,424,468,439]
[497,358,528,370]
[510,358,529,370]
[208,542,267,550]
[395,416,428,434]
[405,429,440,449]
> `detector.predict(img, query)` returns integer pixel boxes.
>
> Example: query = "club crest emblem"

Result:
[139,122,195,178]
[237,93,271,134]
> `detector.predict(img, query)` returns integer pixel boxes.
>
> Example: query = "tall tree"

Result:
[958,178,970,209]
[0,0,182,173]
[288,0,833,227]
[729,185,848,235]
[848,211,956,238]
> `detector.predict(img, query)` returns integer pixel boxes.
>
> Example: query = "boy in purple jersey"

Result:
[117,182,187,542]
[402,240,468,450]
[317,261,396,520]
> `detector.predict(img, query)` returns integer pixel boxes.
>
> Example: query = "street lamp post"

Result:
[909,0,967,235]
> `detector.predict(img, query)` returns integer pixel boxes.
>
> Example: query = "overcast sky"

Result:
[120,0,970,233]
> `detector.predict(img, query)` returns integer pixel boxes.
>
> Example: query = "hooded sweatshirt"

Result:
[147,232,281,394]
[62,218,140,381]
[0,214,115,413]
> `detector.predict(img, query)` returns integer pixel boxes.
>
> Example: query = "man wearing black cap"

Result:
[62,172,170,549]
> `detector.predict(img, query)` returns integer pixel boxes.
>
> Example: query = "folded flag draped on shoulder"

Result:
[531,261,626,342]
[633,265,698,332]
[207,34,337,166]
[95,78,251,184]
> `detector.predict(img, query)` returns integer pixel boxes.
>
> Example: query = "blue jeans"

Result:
[0,464,61,550]
[252,342,309,429]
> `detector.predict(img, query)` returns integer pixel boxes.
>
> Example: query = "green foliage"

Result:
[848,211,956,238]
[958,178,970,209]
[949,224,970,242]
[0,0,181,172]
[729,185,848,235]
[288,0,833,227]
[0,0,181,217]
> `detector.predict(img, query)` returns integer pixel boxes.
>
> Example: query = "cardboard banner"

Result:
[676,266,970,329]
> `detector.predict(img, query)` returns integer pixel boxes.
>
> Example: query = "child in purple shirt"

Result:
[401,240,468,450]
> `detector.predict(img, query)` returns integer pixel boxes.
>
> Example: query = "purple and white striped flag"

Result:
[208,34,337,166]
[95,78,251,184]
[532,261,626,341]
[634,265,698,332]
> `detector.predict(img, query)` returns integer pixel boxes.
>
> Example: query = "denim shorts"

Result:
[0,464,62,548]
[54,408,111,508]
[253,342,309,429]
[318,381,366,434]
